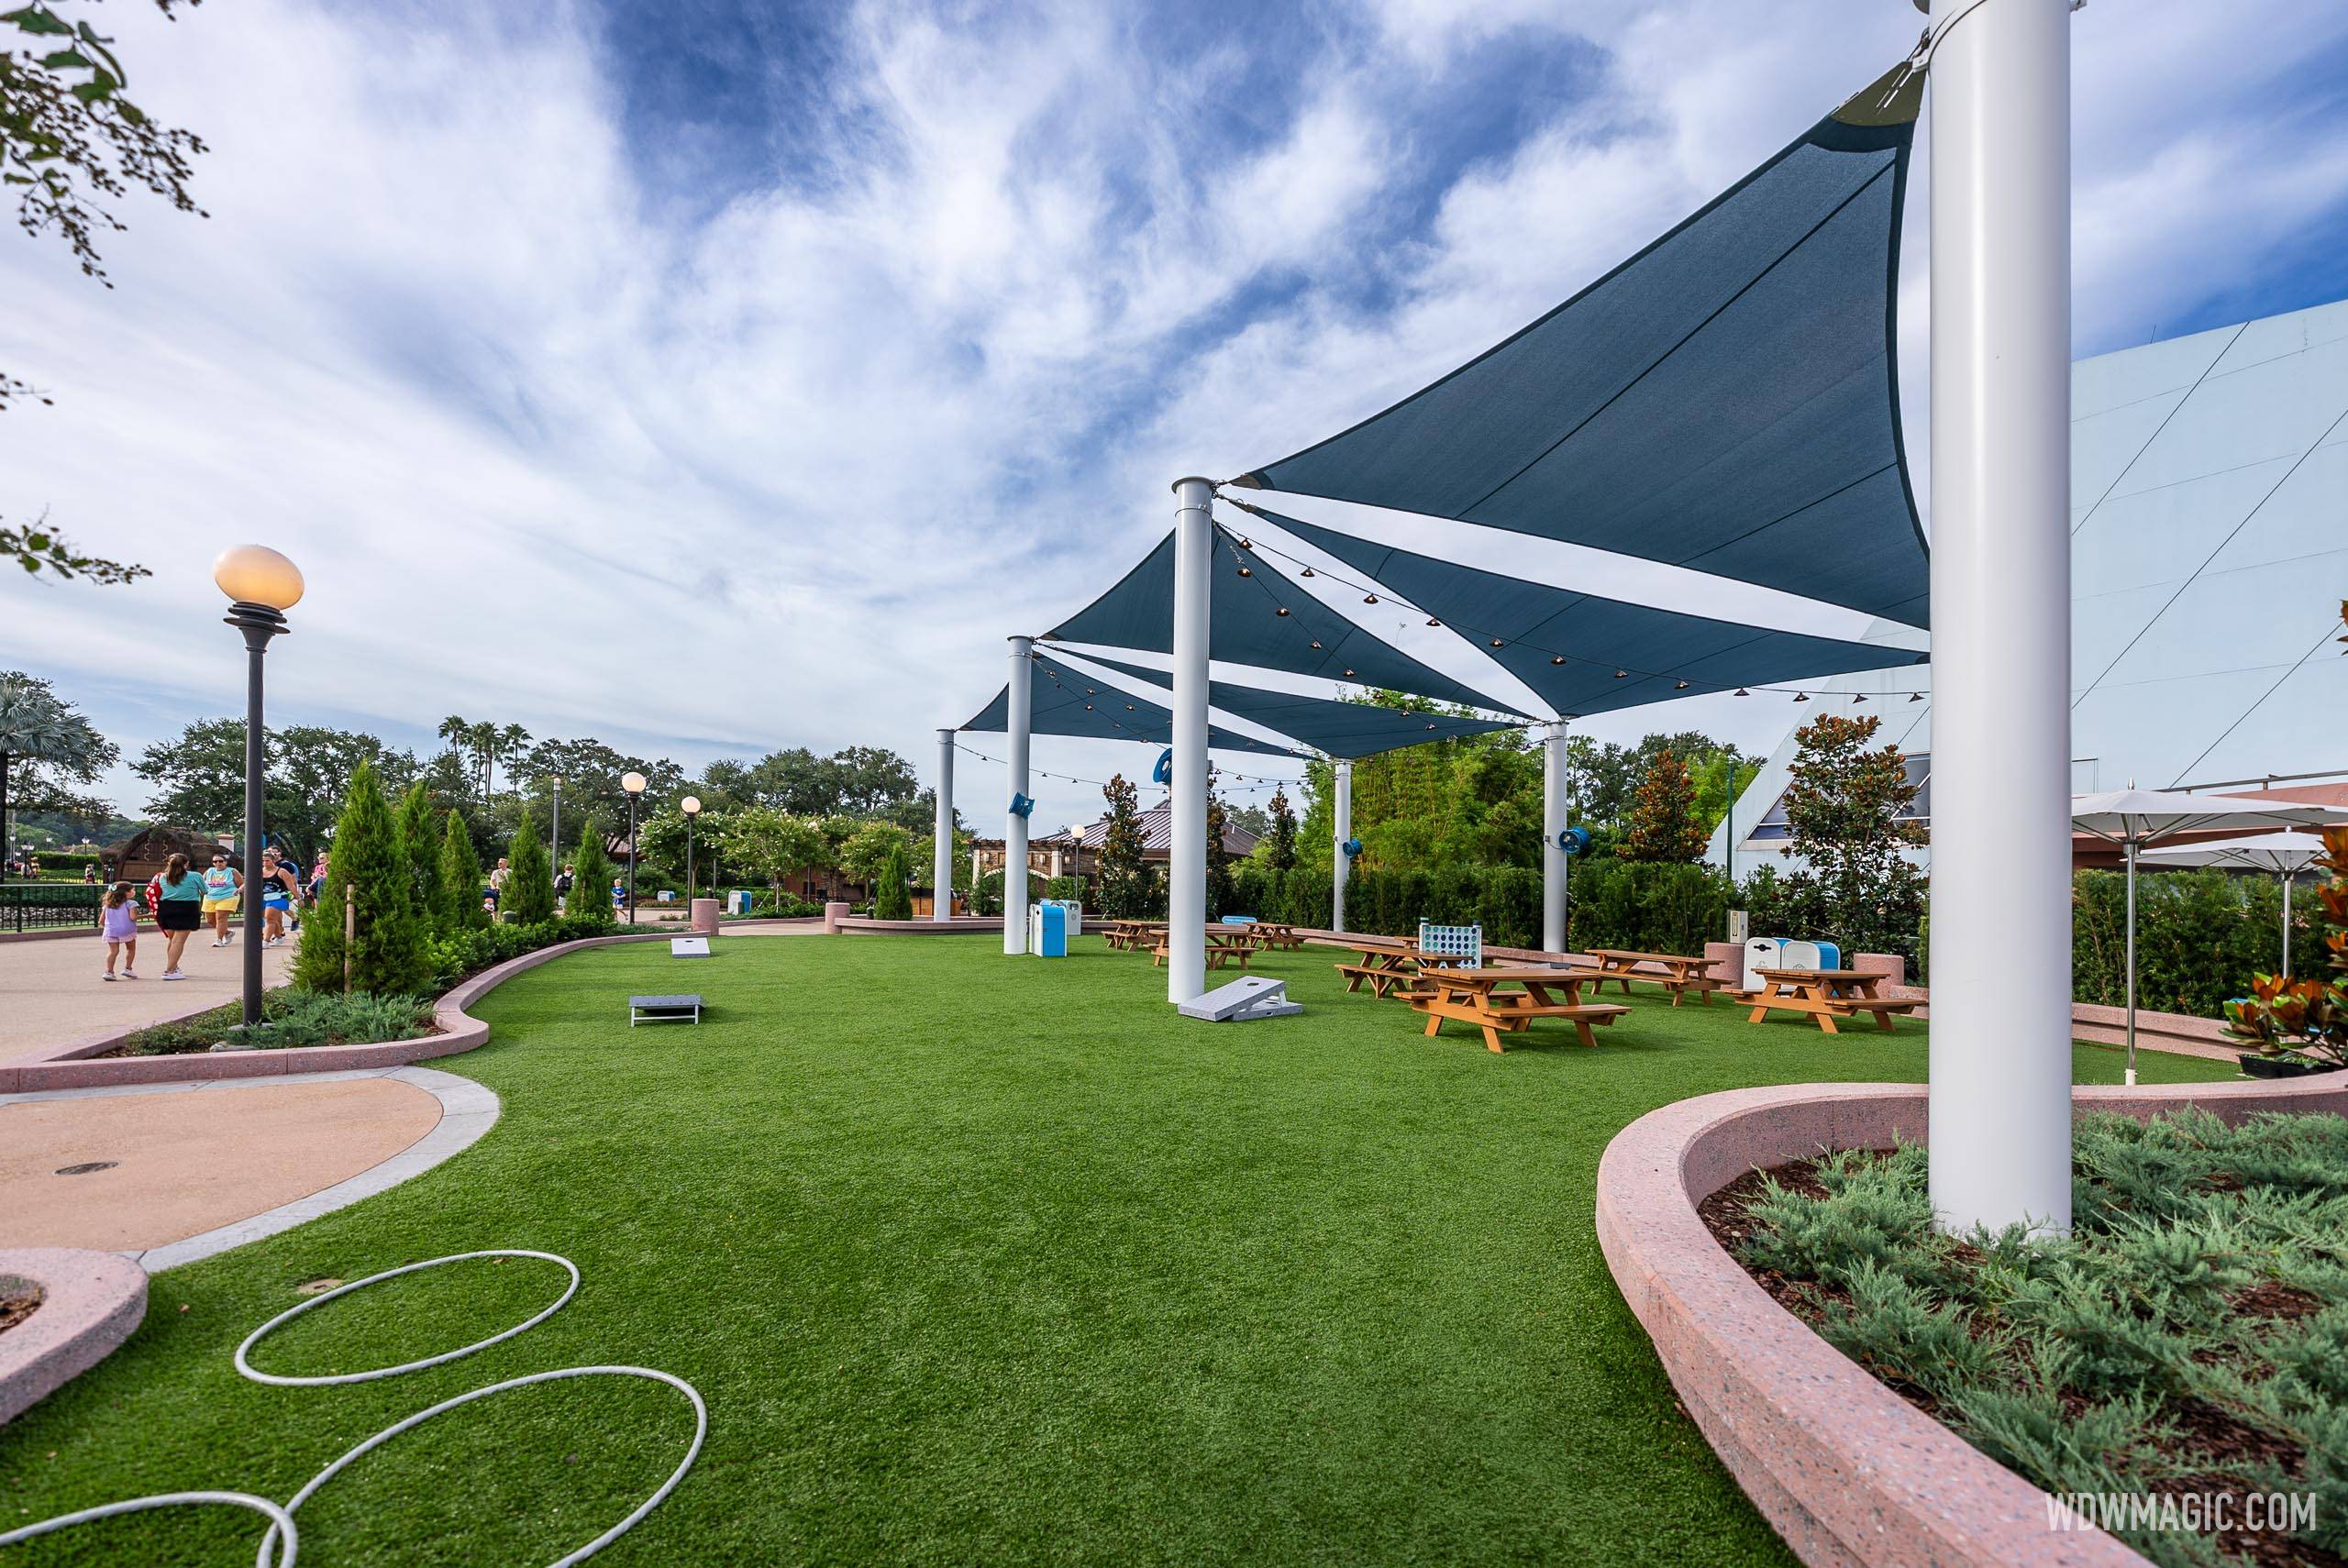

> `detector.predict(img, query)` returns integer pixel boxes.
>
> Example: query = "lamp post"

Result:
[622,771,647,924]
[213,545,304,1029]
[550,776,562,870]
[682,795,702,903]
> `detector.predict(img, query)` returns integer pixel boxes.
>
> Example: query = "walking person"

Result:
[153,853,205,979]
[258,848,300,945]
[99,881,139,980]
[555,862,573,914]
[202,851,242,945]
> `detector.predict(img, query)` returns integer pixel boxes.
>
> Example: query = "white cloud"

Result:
[2,0,2342,833]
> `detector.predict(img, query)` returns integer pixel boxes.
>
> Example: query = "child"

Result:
[100,882,139,980]
[610,878,627,915]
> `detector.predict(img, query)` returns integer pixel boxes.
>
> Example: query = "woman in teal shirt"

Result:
[152,852,205,979]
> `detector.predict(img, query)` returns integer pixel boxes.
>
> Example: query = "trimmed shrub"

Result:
[394,781,444,935]
[874,839,914,921]
[570,824,615,925]
[291,760,430,996]
[505,806,557,924]
[438,809,490,932]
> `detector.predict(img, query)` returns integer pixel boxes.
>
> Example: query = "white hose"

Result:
[0,1491,296,1565]
[235,1248,580,1386]
[3,1253,703,1568]
[252,1365,706,1568]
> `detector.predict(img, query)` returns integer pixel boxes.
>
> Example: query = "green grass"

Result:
[0,935,2236,1566]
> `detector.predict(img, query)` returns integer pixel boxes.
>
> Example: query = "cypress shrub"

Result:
[439,810,491,932]
[505,806,556,924]
[875,839,914,921]
[394,781,445,936]
[291,760,429,996]
[570,824,615,925]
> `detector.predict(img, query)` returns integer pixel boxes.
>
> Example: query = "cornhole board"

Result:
[670,937,711,958]
[1177,976,1301,1022]
[629,994,703,1027]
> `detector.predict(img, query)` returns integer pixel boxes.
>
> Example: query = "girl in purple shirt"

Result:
[99,882,139,980]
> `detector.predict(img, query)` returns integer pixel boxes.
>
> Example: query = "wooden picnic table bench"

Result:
[1240,921,1305,951]
[1151,926,1259,970]
[1582,948,1733,1006]
[1736,967,1922,1034]
[1105,919,1166,952]
[1410,966,1630,1053]
[1333,935,1421,998]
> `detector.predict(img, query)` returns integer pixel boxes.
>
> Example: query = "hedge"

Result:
[1226,858,1727,955]
[2073,867,2324,1019]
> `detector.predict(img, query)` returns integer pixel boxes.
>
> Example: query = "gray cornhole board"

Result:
[1177,976,1301,1022]
[670,936,712,957]
[629,993,703,1026]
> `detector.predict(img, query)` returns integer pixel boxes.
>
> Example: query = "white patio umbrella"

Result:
[2140,830,2331,979]
[2069,790,2346,1084]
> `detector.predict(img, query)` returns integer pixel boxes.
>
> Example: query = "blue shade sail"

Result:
[961,648,1300,757]
[1076,653,1520,760]
[1046,526,1523,714]
[1256,507,1923,719]
[1235,70,1929,627]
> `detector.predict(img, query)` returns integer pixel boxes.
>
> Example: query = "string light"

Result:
[1852,694,1868,705]
[1613,669,1628,679]
[1426,616,1442,627]
[1734,688,1749,696]
[1793,692,1810,703]
[1236,566,1252,577]
[1490,637,1506,648]
[1362,593,1378,604]
[1275,606,1290,616]
[1550,656,1566,665]
[1674,679,1689,690]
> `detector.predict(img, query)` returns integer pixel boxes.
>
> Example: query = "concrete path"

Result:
[0,929,296,1056]
[0,1074,439,1252]
[0,1066,498,1269]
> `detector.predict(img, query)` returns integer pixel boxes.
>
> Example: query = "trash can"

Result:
[1029,901,1069,957]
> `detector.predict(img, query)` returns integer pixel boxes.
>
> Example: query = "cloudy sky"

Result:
[6,0,2347,831]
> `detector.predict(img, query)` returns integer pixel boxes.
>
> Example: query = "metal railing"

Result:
[0,882,102,933]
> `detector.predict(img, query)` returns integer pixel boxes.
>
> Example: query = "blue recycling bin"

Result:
[1030,900,1069,957]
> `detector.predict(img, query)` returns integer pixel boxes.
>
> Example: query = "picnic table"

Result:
[1241,921,1306,951]
[1737,967,1922,1034]
[1410,967,1630,1053]
[1332,935,1421,998]
[1582,948,1733,1007]
[1151,926,1260,970]
[1105,919,1166,952]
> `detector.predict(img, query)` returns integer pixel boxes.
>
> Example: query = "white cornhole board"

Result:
[629,993,703,1026]
[1177,975,1302,1022]
[670,936,712,958]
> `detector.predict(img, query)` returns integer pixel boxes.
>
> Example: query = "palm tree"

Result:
[495,723,532,795]
[436,714,473,794]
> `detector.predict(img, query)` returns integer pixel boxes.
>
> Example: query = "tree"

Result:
[873,838,913,920]
[1771,713,1926,957]
[505,805,555,923]
[569,820,615,923]
[393,780,444,934]
[291,761,428,996]
[721,805,826,913]
[0,670,116,857]
[837,819,914,892]
[438,808,489,932]
[1622,750,1709,864]
[1096,773,1150,919]
[1204,784,1237,920]
[1690,748,1761,834]
[4,0,209,580]
[133,717,415,859]
[1264,788,1298,872]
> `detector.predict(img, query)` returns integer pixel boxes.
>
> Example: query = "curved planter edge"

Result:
[0,1249,148,1425]
[0,933,672,1094]
[1594,1072,2348,1568]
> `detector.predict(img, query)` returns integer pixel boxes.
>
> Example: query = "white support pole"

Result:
[1331,760,1353,934]
[1004,635,1034,955]
[1543,720,1570,954]
[1168,478,1213,1002]
[1925,0,2073,1236]
[934,728,955,922]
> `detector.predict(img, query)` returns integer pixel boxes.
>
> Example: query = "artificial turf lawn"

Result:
[0,933,2237,1566]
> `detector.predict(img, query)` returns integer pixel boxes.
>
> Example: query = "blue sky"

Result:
[6,0,2348,832]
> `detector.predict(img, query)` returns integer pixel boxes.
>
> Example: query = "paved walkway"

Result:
[0,930,295,1056]
[0,1074,442,1253]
